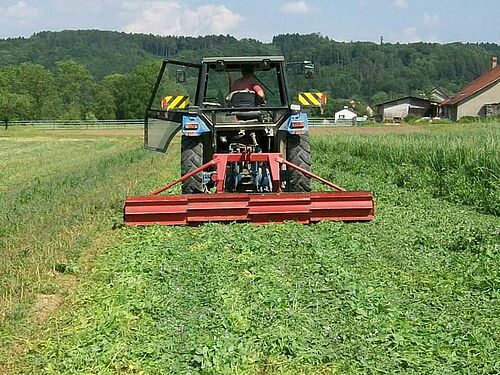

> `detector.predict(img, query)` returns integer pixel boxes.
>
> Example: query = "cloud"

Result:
[392,0,408,9]
[122,1,243,36]
[423,12,441,29]
[279,1,312,15]
[0,1,39,24]
[402,26,421,42]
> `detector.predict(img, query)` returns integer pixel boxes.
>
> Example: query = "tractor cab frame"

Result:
[145,56,307,155]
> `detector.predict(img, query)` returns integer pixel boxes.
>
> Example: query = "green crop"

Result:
[313,123,499,215]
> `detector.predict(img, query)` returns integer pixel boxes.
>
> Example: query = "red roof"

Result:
[442,65,500,106]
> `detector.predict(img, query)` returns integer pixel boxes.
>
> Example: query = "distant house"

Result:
[431,87,450,103]
[366,106,375,117]
[376,96,439,122]
[335,107,357,124]
[442,57,500,121]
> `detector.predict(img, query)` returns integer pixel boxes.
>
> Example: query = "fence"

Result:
[309,118,355,127]
[6,119,143,129]
[6,118,358,130]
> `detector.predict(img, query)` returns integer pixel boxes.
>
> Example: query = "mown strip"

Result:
[0,131,179,371]
[0,137,130,193]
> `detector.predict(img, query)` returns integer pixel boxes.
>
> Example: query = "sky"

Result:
[0,0,499,44]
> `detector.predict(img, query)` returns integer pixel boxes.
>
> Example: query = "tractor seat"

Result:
[226,90,263,122]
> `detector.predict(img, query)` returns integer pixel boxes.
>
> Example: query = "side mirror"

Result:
[176,69,187,83]
[215,60,225,71]
[285,60,315,78]
[304,63,315,79]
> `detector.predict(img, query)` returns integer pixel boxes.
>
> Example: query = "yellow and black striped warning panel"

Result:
[161,95,189,110]
[298,92,326,107]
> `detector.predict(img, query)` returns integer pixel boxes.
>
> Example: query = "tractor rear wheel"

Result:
[181,135,204,194]
[286,133,311,192]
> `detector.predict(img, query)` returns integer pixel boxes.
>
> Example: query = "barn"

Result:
[376,96,439,122]
[442,58,500,121]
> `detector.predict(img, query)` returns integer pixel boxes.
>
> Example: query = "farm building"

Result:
[442,57,500,121]
[335,106,357,124]
[430,87,450,103]
[376,96,439,122]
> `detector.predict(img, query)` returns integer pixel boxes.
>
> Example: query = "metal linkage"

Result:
[150,152,346,196]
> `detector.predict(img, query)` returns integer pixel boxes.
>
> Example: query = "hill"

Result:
[0,30,279,79]
[0,30,499,120]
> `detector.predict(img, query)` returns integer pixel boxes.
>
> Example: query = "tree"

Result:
[12,63,60,119]
[93,85,116,119]
[0,90,36,120]
[1,31,499,119]
[54,60,96,119]
[371,91,390,106]
[110,60,185,119]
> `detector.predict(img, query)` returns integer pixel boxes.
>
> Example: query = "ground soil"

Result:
[33,294,63,324]
[48,129,144,137]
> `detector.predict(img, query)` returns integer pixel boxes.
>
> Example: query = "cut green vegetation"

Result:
[1,124,499,374]
[0,129,179,369]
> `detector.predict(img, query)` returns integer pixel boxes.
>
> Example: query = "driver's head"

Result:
[241,64,254,76]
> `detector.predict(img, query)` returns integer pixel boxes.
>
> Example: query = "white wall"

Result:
[383,103,409,119]
[457,81,500,119]
[335,109,357,122]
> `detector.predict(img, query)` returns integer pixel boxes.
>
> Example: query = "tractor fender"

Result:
[182,115,211,137]
[279,112,309,135]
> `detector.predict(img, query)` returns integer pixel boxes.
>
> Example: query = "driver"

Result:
[228,65,265,103]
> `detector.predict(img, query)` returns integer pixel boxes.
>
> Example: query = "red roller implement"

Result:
[124,152,375,226]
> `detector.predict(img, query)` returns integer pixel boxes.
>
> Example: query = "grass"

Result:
[1,123,500,374]
[0,128,179,369]
[313,122,499,215]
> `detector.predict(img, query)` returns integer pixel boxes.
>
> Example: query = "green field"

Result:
[1,124,499,374]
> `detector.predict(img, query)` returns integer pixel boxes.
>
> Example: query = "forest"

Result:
[1,30,499,120]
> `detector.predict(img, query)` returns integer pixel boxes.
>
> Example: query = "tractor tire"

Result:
[286,133,311,192]
[181,135,204,194]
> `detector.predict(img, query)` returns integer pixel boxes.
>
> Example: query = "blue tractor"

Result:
[145,56,314,194]
[124,56,374,226]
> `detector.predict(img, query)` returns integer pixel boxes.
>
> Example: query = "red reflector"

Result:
[185,123,199,130]
[291,121,305,128]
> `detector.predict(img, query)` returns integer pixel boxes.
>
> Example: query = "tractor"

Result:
[124,56,374,225]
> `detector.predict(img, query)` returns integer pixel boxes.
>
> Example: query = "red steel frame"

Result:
[150,152,347,195]
[124,152,375,226]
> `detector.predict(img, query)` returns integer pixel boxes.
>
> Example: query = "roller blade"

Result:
[124,192,375,226]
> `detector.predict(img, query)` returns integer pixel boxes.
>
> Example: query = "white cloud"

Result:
[0,1,39,23]
[423,12,441,29]
[426,34,441,43]
[392,0,408,9]
[120,1,142,12]
[402,26,421,42]
[122,1,243,36]
[279,1,312,15]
